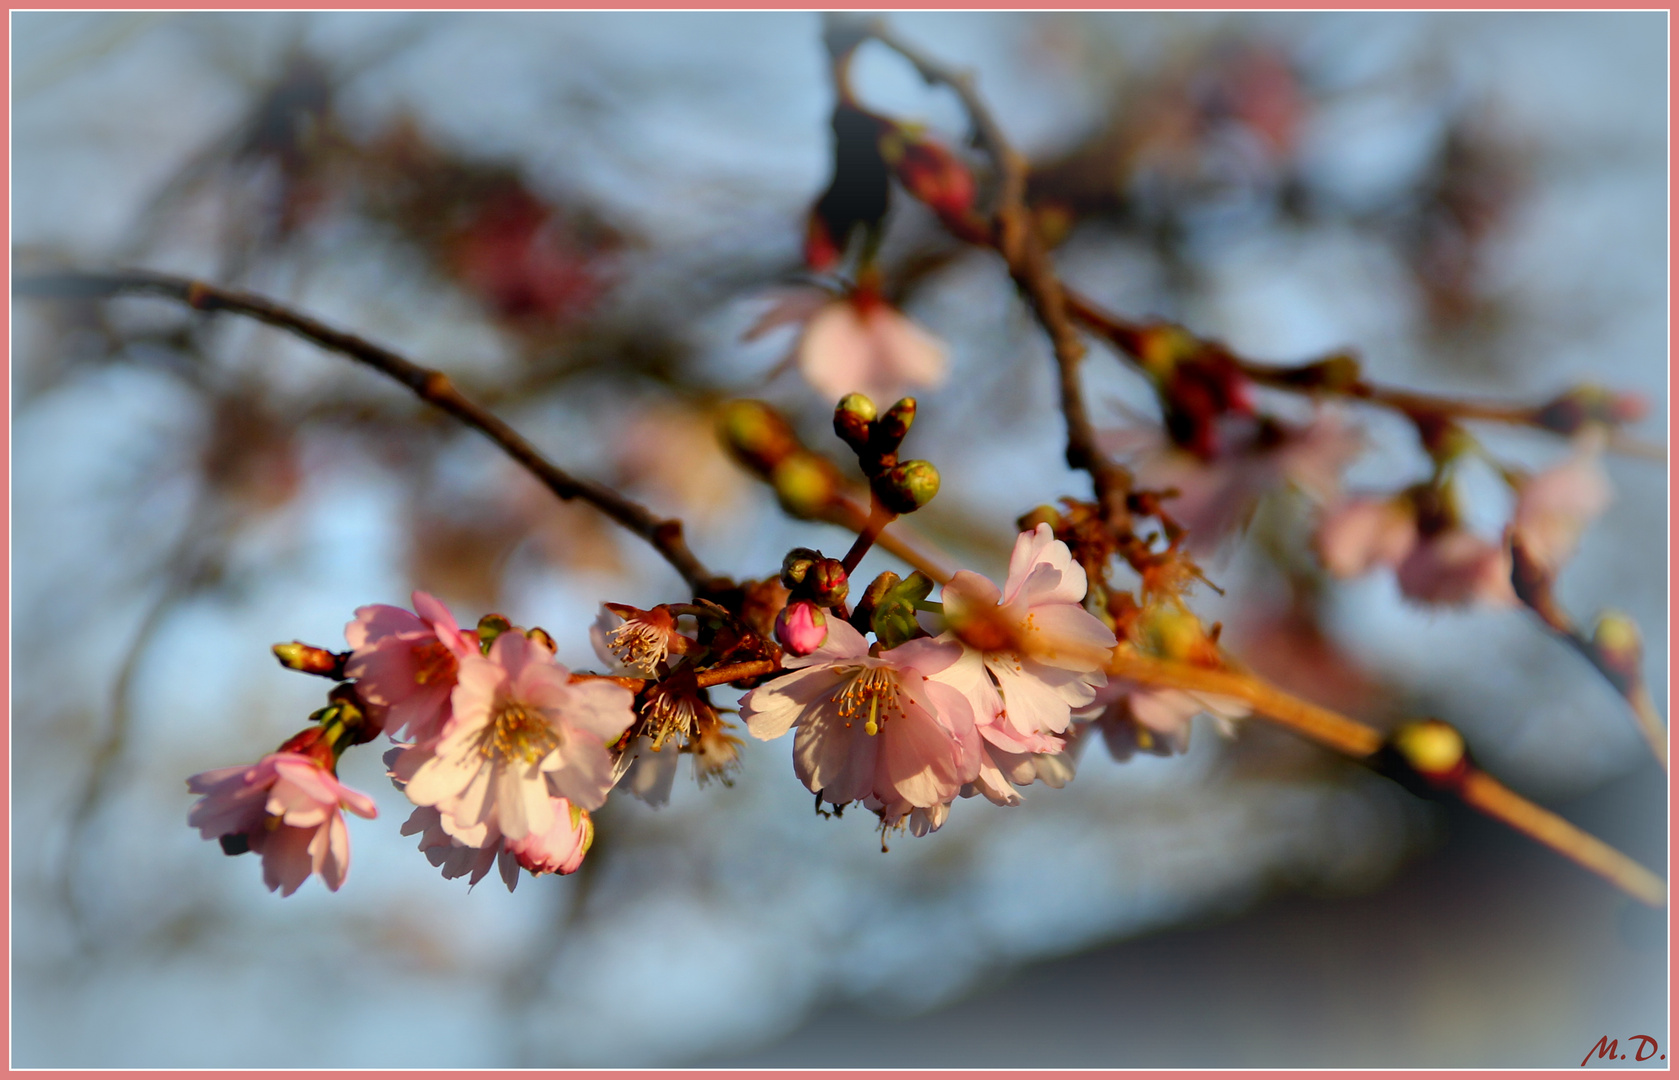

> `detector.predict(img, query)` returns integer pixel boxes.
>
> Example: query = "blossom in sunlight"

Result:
[345,591,478,744]
[505,797,593,878]
[395,630,636,844]
[746,286,948,407]
[1104,413,1362,554]
[187,750,378,897]
[1508,437,1612,575]
[401,804,515,891]
[590,603,690,679]
[740,618,980,814]
[940,523,1118,742]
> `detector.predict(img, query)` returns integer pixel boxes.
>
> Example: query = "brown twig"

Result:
[14,269,729,597]
[1107,649,1666,906]
[855,19,1133,537]
[1510,541,1667,769]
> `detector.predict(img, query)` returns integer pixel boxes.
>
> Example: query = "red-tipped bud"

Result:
[874,459,941,514]
[834,393,877,452]
[272,641,344,679]
[808,558,850,607]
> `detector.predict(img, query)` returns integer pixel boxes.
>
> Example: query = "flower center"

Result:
[411,640,458,686]
[480,703,561,764]
[835,666,904,736]
[608,621,669,671]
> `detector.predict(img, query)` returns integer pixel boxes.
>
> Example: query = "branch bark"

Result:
[15,269,730,597]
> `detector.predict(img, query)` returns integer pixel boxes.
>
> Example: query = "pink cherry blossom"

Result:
[1316,496,1419,578]
[1102,413,1362,554]
[774,600,829,656]
[345,591,478,743]
[504,797,593,877]
[940,523,1118,744]
[401,804,517,891]
[739,618,980,813]
[1080,679,1248,763]
[1395,528,1515,607]
[1509,439,1612,575]
[187,751,378,896]
[746,287,948,407]
[395,630,636,845]
[590,603,689,678]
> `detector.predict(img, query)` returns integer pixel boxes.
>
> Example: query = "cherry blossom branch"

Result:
[848,18,1134,537]
[14,269,729,598]
[1063,291,1660,452]
[1511,542,1667,768]
[1108,650,1666,906]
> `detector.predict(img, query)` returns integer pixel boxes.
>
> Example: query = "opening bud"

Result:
[858,571,934,650]
[874,458,940,514]
[775,600,830,656]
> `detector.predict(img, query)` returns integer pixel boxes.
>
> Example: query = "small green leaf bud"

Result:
[477,613,512,654]
[1017,504,1062,533]
[873,397,917,449]
[719,399,799,476]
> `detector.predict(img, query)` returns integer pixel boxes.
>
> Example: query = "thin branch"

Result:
[15,270,729,598]
[856,20,1134,537]
[1107,649,1666,906]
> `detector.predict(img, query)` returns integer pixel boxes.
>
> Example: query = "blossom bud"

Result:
[780,547,823,589]
[526,626,556,653]
[1017,504,1062,533]
[808,558,850,607]
[772,454,840,518]
[891,136,977,223]
[855,571,933,650]
[1389,718,1467,783]
[272,641,344,679]
[775,600,829,656]
[476,613,512,654]
[874,459,940,515]
[834,393,877,452]
[719,399,799,476]
[1534,385,1649,435]
[1137,323,1200,380]
[874,397,917,449]
[850,570,899,633]
[1591,611,1642,694]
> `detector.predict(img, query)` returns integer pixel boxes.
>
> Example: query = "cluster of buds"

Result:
[775,548,849,657]
[832,393,940,515]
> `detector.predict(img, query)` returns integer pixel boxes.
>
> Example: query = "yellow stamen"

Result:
[411,640,457,686]
[836,667,903,736]
[480,703,560,764]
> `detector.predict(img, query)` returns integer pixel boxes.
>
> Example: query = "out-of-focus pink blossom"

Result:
[740,619,980,813]
[747,287,948,406]
[1080,679,1248,763]
[1316,496,1419,578]
[1509,439,1612,574]
[345,591,478,744]
[396,631,635,845]
[1103,413,1362,554]
[774,600,829,656]
[1395,529,1515,607]
[187,752,378,896]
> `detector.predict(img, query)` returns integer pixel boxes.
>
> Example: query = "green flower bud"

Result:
[780,547,823,588]
[874,459,940,514]
[771,454,838,519]
[833,393,877,452]
[477,613,512,654]
[1017,504,1062,533]
[808,558,850,607]
[719,399,798,475]
[1390,718,1466,780]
